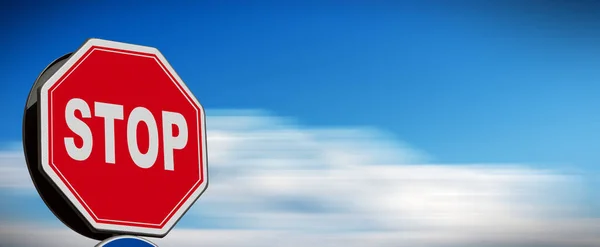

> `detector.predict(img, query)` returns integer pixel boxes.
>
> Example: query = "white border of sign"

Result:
[38,38,209,237]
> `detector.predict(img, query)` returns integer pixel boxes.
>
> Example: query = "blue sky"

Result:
[2,1,600,246]
[3,1,600,166]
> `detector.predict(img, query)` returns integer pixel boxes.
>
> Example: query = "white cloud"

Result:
[0,110,598,246]
[199,111,587,232]
[0,147,36,191]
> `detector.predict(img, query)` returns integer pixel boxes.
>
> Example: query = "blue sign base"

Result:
[96,236,157,247]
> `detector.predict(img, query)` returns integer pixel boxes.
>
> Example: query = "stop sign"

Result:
[35,38,208,237]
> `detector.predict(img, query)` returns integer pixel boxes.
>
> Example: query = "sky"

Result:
[2,1,600,246]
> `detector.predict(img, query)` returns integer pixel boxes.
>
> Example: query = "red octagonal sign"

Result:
[37,39,208,237]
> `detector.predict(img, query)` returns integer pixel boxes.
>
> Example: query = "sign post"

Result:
[23,38,209,244]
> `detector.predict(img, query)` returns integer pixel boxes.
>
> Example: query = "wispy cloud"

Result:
[0,110,597,246]
[0,148,35,191]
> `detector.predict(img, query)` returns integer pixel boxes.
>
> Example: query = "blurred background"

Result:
[2,1,600,246]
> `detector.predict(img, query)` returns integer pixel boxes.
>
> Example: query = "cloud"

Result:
[198,111,587,232]
[0,110,598,246]
[0,145,35,191]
